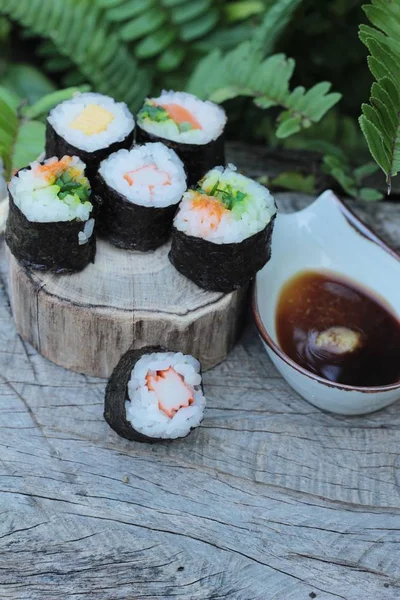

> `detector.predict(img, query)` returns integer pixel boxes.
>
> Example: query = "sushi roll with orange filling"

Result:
[104,347,206,443]
[46,93,135,182]
[136,91,226,185]
[93,142,187,250]
[6,156,95,273]
[169,164,277,292]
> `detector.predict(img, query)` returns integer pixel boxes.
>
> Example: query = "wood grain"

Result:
[1,150,400,598]
[7,238,247,377]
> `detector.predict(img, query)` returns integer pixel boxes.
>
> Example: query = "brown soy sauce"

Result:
[276,271,400,387]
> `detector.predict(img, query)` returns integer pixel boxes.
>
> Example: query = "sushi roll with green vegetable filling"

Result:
[104,347,206,443]
[46,93,135,181]
[6,156,95,273]
[136,91,226,186]
[169,165,277,292]
[93,142,187,251]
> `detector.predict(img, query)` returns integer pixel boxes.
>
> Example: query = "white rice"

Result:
[174,164,276,244]
[126,352,206,439]
[48,92,135,152]
[99,143,187,208]
[9,156,93,223]
[138,90,226,145]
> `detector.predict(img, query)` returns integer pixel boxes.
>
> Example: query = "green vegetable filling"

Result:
[138,100,195,132]
[54,171,90,204]
[199,179,248,212]
[138,101,170,124]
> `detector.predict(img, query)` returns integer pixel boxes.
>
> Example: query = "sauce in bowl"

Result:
[276,270,400,386]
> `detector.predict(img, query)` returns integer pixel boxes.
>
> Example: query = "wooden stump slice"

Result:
[7,239,247,377]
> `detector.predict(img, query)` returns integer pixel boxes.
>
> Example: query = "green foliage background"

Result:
[0,0,398,198]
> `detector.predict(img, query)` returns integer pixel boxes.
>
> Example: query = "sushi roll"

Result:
[6,156,95,273]
[93,142,187,251]
[104,347,206,443]
[46,93,135,182]
[169,165,277,293]
[136,91,226,186]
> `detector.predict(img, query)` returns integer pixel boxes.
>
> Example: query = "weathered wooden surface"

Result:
[1,144,400,599]
[7,238,246,377]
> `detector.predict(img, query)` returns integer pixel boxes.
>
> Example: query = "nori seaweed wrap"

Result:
[170,222,275,293]
[93,143,187,251]
[45,93,135,183]
[6,156,95,273]
[170,165,277,293]
[136,91,226,186]
[105,346,206,443]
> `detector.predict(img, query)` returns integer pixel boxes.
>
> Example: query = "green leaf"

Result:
[0,86,20,112]
[224,1,264,23]
[105,0,155,22]
[11,120,46,175]
[253,0,304,55]
[22,86,91,120]
[358,187,384,201]
[171,0,211,25]
[271,171,316,194]
[0,64,55,104]
[276,116,302,138]
[135,28,176,58]
[156,45,185,71]
[322,154,358,197]
[353,161,380,182]
[179,9,219,41]
[359,115,390,176]
[119,10,167,42]
[359,3,400,189]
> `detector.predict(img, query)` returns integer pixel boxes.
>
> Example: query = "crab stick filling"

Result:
[186,193,229,231]
[146,367,194,418]
[123,164,171,190]
[159,103,202,130]
[34,156,87,189]
[69,104,115,135]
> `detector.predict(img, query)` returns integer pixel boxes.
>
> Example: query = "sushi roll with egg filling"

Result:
[104,347,206,443]
[136,91,226,185]
[93,142,187,251]
[6,156,95,273]
[46,93,135,182]
[169,165,277,293]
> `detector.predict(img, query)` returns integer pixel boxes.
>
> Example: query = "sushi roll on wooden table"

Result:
[46,93,135,181]
[104,347,206,443]
[169,165,277,293]
[136,91,226,185]
[93,142,187,251]
[6,156,95,273]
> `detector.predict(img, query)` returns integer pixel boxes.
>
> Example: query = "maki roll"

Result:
[6,156,95,273]
[93,142,186,251]
[46,93,135,181]
[104,347,206,443]
[136,91,226,185]
[169,165,277,293]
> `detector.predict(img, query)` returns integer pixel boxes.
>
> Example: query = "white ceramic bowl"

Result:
[252,190,400,415]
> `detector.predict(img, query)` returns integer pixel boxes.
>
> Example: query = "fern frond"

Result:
[252,0,304,55]
[360,0,400,189]
[0,0,151,111]
[97,0,221,71]
[187,44,341,139]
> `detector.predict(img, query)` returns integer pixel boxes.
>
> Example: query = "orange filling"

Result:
[160,103,202,130]
[35,156,73,182]
[123,164,171,193]
[191,193,228,230]
[146,367,194,418]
